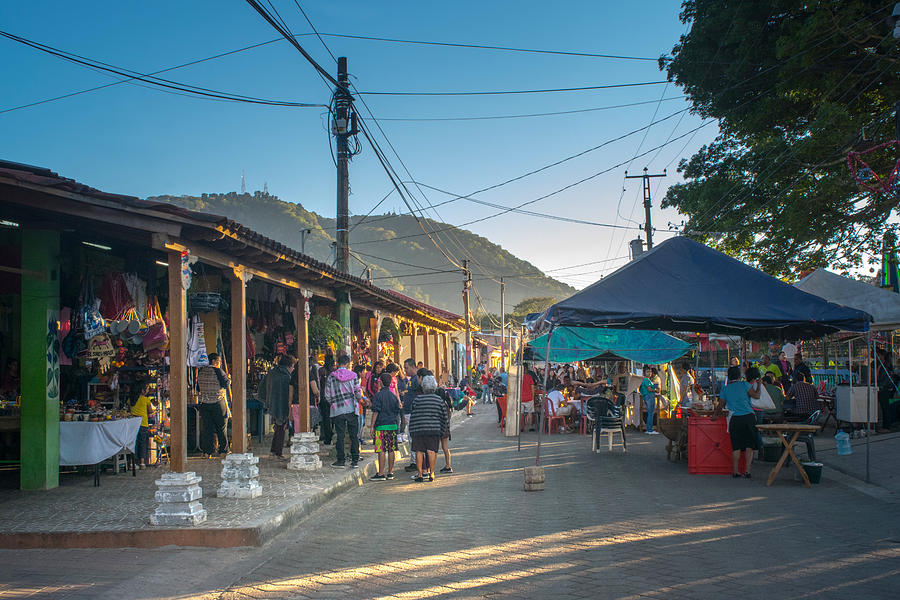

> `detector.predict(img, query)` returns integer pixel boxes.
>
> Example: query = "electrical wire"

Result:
[243,0,343,92]
[351,122,713,246]
[351,107,691,229]
[315,32,659,61]
[0,29,324,108]
[358,80,667,96]
[373,97,685,122]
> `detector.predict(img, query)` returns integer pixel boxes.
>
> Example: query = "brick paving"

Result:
[0,406,899,599]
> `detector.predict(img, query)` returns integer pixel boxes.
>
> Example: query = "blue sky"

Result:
[0,1,716,290]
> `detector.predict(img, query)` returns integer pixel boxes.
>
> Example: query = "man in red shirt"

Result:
[521,368,536,432]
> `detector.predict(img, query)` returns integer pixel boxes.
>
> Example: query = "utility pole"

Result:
[500,277,506,368]
[300,228,311,255]
[463,260,472,372]
[625,167,666,249]
[333,56,357,356]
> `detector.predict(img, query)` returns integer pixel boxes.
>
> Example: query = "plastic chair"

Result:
[591,399,627,453]
[545,396,566,435]
[579,412,594,435]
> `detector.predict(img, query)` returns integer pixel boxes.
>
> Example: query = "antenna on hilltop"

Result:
[241,169,246,194]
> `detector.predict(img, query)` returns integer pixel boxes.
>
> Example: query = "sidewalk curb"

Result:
[820,462,898,504]
[0,407,471,549]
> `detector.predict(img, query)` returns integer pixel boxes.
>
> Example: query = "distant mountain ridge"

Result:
[146,191,576,314]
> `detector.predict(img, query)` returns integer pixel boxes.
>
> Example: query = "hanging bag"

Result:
[143,296,169,350]
[751,382,776,411]
[80,279,106,340]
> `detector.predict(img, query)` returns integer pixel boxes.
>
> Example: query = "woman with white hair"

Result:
[408,374,449,482]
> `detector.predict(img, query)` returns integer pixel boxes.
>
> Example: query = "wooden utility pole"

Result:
[625,167,666,249]
[500,277,506,368]
[463,260,472,371]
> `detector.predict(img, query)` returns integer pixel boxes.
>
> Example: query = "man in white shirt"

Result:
[546,384,576,432]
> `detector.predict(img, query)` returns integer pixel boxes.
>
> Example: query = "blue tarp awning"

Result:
[544,236,872,340]
[527,326,691,364]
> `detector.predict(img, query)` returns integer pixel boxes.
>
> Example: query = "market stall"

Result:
[534,236,872,479]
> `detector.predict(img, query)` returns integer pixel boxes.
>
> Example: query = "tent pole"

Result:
[536,326,554,466]
[866,331,872,483]
[709,337,716,396]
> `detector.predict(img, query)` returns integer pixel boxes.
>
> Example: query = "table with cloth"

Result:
[59,417,142,486]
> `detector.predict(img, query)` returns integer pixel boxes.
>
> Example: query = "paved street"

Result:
[1,407,899,599]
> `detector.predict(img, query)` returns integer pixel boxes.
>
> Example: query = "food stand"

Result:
[535,236,873,479]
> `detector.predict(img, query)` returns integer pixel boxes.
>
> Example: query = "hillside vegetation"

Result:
[147,191,575,314]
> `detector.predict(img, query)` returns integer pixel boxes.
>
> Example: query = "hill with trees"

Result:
[147,191,576,315]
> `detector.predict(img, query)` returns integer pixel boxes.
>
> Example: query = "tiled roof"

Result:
[0,160,463,328]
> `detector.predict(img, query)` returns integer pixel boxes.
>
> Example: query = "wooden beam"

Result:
[0,180,182,237]
[296,294,310,432]
[369,316,379,365]
[153,235,337,301]
[423,328,431,370]
[167,250,187,473]
[229,269,248,454]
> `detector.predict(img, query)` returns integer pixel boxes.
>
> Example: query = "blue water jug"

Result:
[834,430,852,456]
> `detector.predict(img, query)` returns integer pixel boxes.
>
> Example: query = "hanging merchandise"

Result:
[181,250,192,290]
[187,315,210,367]
[122,272,148,318]
[304,297,311,321]
[87,333,116,373]
[142,296,169,350]
[58,307,73,366]
[80,279,106,340]
[98,272,135,320]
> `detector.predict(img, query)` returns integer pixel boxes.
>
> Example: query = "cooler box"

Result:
[688,416,743,474]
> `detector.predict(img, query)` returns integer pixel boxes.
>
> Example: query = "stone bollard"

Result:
[524,466,545,492]
[150,471,207,526]
[218,453,262,498]
[288,432,322,471]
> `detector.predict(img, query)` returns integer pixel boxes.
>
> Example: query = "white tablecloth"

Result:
[59,418,142,466]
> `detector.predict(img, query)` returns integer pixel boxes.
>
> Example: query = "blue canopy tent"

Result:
[542,236,872,340]
[527,326,691,365]
[525,237,873,467]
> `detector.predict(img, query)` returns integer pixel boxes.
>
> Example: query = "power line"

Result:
[0,37,303,115]
[351,122,713,246]
[358,80,667,96]
[409,182,641,230]
[316,32,660,61]
[373,97,685,122]
[243,0,343,92]
[352,107,691,229]
[0,29,324,109]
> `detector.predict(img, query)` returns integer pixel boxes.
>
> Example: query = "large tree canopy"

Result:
[662,0,900,277]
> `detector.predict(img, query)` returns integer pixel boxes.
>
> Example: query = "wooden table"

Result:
[756,423,821,488]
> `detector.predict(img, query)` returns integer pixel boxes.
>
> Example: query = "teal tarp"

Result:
[528,326,691,365]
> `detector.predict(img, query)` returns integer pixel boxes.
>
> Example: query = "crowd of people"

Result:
[259,353,461,483]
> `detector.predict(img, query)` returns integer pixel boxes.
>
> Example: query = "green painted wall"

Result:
[20,229,60,490]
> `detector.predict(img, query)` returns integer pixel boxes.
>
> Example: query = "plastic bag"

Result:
[80,280,106,340]
[751,383,776,410]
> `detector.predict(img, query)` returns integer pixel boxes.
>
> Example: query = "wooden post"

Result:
[229,269,247,454]
[423,327,431,369]
[433,330,441,379]
[393,321,401,365]
[167,250,187,473]
[369,315,379,365]
[297,293,310,432]
[410,326,418,364]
